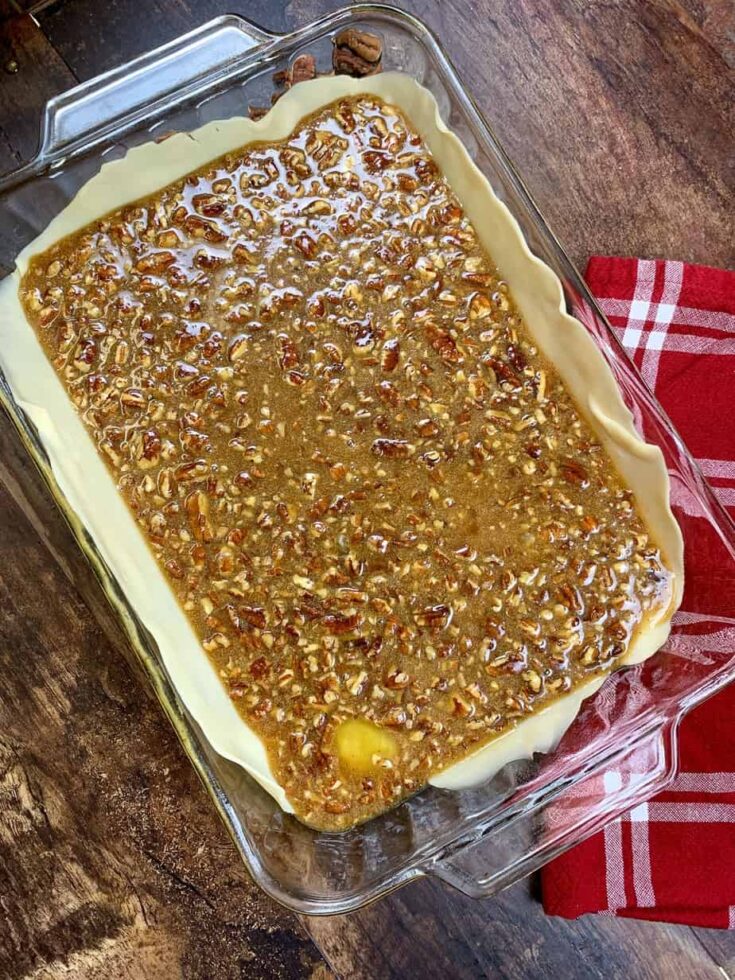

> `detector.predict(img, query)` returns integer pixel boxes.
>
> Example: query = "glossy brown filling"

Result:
[20,95,672,829]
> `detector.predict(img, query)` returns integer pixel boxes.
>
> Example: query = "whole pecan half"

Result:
[333,29,383,77]
[290,53,317,85]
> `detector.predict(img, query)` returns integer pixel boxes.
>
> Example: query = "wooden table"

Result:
[1,1,733,976]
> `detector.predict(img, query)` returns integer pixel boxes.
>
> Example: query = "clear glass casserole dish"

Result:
[1,3,734,914]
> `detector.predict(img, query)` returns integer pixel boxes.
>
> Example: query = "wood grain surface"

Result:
[0,2,733,978]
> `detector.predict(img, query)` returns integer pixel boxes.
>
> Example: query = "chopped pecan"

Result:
[506,342,527,372]
[323,612,362,635]
[381,338,400,372]
[483,355,521,387]
[294,232,317,259]
[371,438,413,459]
[278,334,299,371]
[416,604,453,630]
[559,459,591,489]
[185,490,214,542]
[426,323,461,364]
[240,605,267,630]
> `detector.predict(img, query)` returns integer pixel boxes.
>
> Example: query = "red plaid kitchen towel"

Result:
[541,256,735,928]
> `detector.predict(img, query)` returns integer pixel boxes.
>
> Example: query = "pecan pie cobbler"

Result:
[19,94,675,829]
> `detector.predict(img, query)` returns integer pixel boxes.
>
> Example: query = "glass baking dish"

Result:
[2,4,734,915]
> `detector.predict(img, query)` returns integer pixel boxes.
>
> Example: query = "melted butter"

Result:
[334,718,398,775]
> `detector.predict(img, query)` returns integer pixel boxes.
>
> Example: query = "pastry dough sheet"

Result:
[0,73,683,809]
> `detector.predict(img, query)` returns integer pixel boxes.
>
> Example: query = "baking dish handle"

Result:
[426,721,677,899]
[38,15,277,163]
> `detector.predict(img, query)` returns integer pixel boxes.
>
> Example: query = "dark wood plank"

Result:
[405,0,734,270]
[0,0,733,977]
[690,929,735,976]
[0,1,20,23]
[0,13,75,174]
[37,0,735,270]
[0,421,331,978]
[308,877,722,980]
[676,0,735,66]
[37,0,290,80]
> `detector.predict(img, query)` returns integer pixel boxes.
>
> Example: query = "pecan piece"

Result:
[175,459,208,482]
[229,334,249,362]
[381,338,400,372]
[558,583,584,614]
[278,334,299,371]
[462,272,495,287]
[382,706,407,727]
[272,53,317,97]
[385,668,410,689]
[484,615,506,641]
[559,458,591,489]
[141,428,161,463]
[333,29,382,76]
[233,242,257,265]
[371,438,413,459]
[135,251,176,274]
[416,418,440,438]
[333,45,379,77]
[226,604,266,633]
[73,337,97,369]
[240,605,267,630]
[362,150,393,173]
[192,193,226,217]
[447,692,474,718]
[121,387,146,411]
[164,558,184,580]
[416,603,453,629]
[294,232,317,259]
[249,656,269,679]
[506,342,527,372]
[183,215,226,243]
[185,490,214,542]
[324,799,352,815]
[483,355,521,387]
[376,380,401,407]
[290,53,317,85]
[323,612,362,635]
[426,323,461,364]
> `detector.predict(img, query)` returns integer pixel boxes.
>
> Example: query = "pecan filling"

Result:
[20,95,673,829]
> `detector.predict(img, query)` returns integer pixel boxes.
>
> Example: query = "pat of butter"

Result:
[335,719,398,775]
